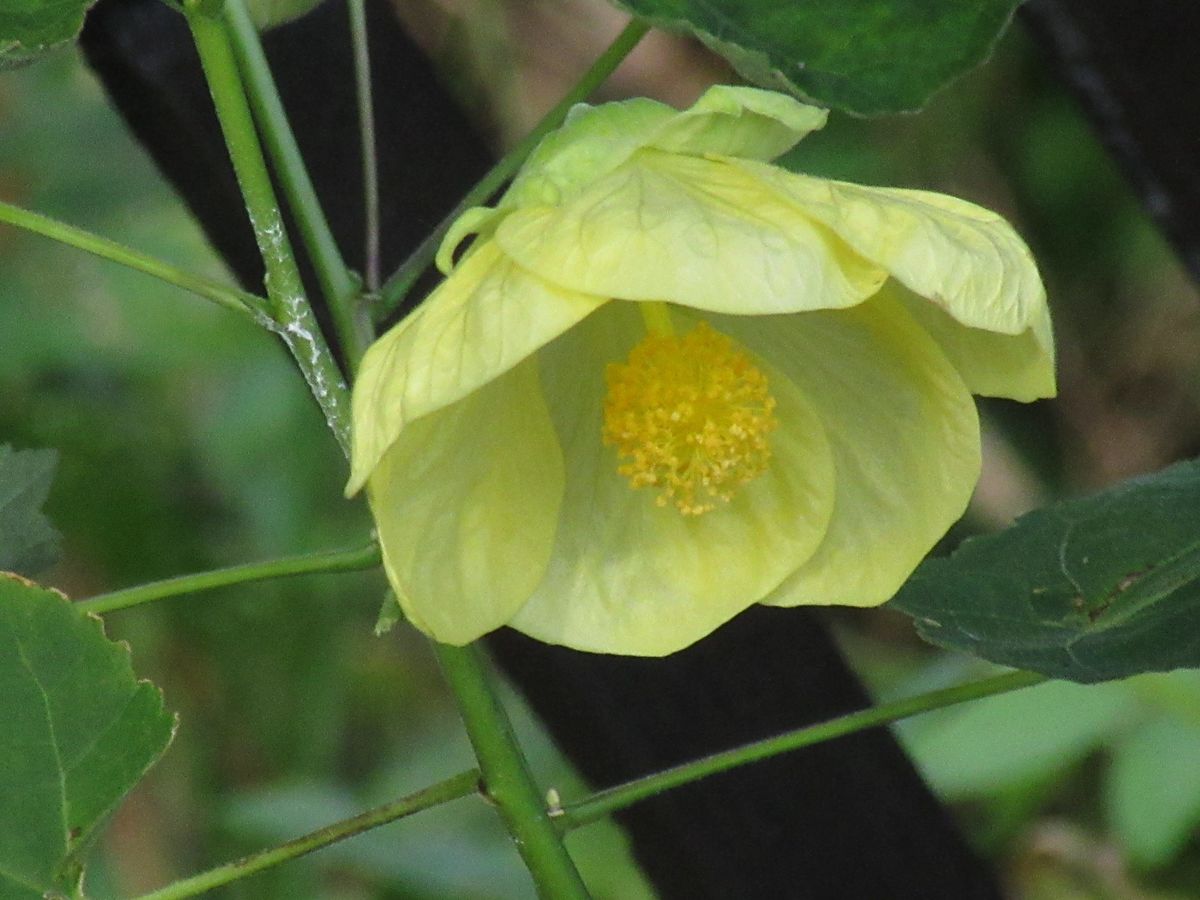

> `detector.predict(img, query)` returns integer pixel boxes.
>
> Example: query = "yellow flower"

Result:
[346,86,1055,656]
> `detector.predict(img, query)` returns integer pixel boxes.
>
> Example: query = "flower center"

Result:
[601,308,778,516]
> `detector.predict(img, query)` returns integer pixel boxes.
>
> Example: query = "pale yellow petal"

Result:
[715,293,981,607]
[649,84,827,160]
[504,97,678,208]
[890,280,1056,401]
[504,85,826,209]
[495,153,885,316]
[729,160,1053,383]
[347,240,605,495]
[509,303,836,656]
[367,359,563,645]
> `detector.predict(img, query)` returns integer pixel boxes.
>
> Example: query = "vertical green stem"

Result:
[186,3,353,449]
[348,0,381,294]
[435,643,591,899]
[221,0,373,371]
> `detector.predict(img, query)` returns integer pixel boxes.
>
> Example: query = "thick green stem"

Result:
[556,670,1048,830]
[132,769,481,900]
[435,643,591,899]
[376,18,651,316]
[77,542,381,615]
[348,0,380,295]
[187,4,353,451]
[0,200,270,321]
[222,0,372,369]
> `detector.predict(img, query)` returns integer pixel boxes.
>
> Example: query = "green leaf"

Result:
[608,0,1022,115]
[1107,717,1200,867]
[0,445,60,577]
[0,0,100,70]
[245,0,326,29]
[890,459,1200,683]
[0,576,175,898]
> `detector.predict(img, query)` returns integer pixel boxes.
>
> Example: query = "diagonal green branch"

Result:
[555,669,1048,830]
[132,769,482,900]
[0,200,271,321]
[77,542,381,615]
[375,18,651,317]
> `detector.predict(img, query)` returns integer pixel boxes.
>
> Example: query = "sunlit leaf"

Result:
[608,0,1023,115]
[890,459,1200,682]
[901,678,1136,798]
[1107,717,1200,867]
[0,576,175,897]
[0,444,60,576]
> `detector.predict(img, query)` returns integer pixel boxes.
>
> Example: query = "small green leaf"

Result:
[1107,717,1200,868]
[608,0,1022,115]
[0,445,61,577]
[890,459,1200,683]
[0,576,175,897]
[373,589,402,637]
[245,0,326,29]
[0,0,100,70]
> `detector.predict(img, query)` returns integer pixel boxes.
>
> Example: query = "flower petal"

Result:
[729,161,1053,377]
[509,303,836,656]
[890,280,1056,401]
[367,358,563,645]
[650,84,827,160]
[504,85,826,208]
[495,153,885,316]
[715,293,981,607]
[346,240,604,495]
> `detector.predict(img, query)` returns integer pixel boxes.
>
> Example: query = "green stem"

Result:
[222,0,372,370]
[186,4,353,451]
[435,643,591,898]
[348,0,380,295]
[77,542,381,615]
[132,769,481,900]
[556,670,1048,831]
[376,18,651,317]
[0,200,270,321]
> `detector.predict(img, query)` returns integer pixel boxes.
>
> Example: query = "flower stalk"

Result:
[376,18,651,316]
[435,643,592,898]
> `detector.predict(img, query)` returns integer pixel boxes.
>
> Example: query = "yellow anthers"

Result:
[602,320,778,515]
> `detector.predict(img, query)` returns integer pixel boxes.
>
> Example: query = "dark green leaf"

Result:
[0,445,60,576]
[609,0,1022,115]
[890,458,1200,683]
[0,0,99,70]
[0,576,175,897]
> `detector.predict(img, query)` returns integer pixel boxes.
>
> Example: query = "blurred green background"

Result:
[2,3,1200,898]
